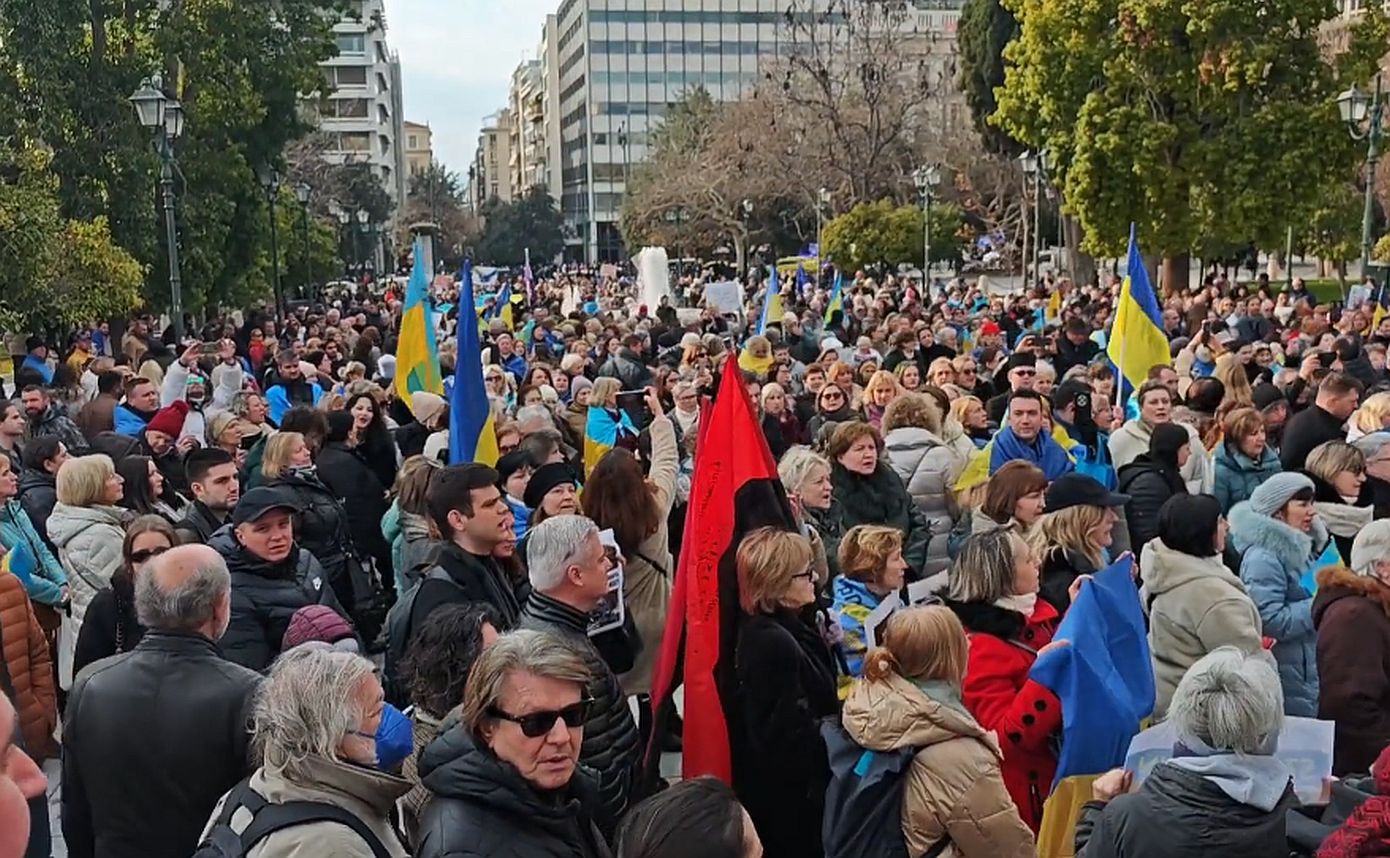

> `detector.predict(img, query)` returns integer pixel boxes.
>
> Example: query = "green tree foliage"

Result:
[474,187,565,266]
[991,0,1390,275]
[821,200,965,272]
[958,0,1020,156]
[0,0,348,316]
[0,142,143,332]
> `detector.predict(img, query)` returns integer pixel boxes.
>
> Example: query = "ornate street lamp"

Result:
[1339,78,1386,285]
[913,164,942,278]
[129,75,187,340]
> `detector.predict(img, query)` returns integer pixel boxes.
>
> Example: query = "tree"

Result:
[821,199,966,273]
[991,0,1390,289]
[958,0,1021,156]
[1304,182,1365,284]
[0,141,143,333]
[473,187,564,266]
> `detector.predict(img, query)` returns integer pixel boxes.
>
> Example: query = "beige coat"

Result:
[1108,419,1214,495]
[619,415,678,695]
[1139,538,1265,717]
[842,673,1035,858]
[205,756,411,858]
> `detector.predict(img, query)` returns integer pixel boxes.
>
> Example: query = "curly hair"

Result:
[824,420,881,462]
[399,602,503,718]
[881,392,943,435]
[838,525,904,584]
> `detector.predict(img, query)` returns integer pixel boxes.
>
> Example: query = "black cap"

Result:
[1003,351,1037,374]
[1251,382,1285,412]
[523,463,580,510]
[232,487,300,526]
[1044,473,1130,514]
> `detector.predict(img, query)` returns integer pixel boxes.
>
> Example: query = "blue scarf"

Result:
[990,425,1074,481]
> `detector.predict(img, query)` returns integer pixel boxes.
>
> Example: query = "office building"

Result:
[508,61,547,196]
[404,120,434,177]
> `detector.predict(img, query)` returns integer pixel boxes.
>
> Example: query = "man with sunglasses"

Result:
[986,351,1039,426]
[518,515,639,837]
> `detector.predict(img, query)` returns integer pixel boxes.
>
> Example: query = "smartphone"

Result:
[198,342,221,356]
[1318,351,1336,366]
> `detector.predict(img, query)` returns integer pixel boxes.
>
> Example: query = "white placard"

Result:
[863,591,903,651]
[704,280,744,313]
[587,529,626,637]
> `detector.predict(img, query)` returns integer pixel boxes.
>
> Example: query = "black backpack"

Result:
[382,564,459,705]
[193,779,391,858]
[820,718,948,858]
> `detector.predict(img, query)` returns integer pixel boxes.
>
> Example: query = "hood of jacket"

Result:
[1313,564,1390,627]
[16,468,54,497]
[1140,539,1245,601]
[46,502,126,548]
[1214,441,1279,475]
[417,721,598,834]
[1227,500,1329,575]
[842,673,997,758]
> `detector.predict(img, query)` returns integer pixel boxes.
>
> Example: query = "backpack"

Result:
[382,564,459,706]
[820,718,949,858]
[193,779,392,858]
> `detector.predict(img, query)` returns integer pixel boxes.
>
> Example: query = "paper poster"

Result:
[704,280,744,313]
[588,528,626,637]
[863,591,903,651]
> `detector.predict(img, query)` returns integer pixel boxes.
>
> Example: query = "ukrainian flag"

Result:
[754,265,783,335]
[584,405,637,476]
[824,270,844,326]
[1107,225,1170,397]
[394,237,444,410]
[490,283,515,330]
[449,258,500,467]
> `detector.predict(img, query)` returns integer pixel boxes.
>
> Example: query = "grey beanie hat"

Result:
[1247,472,1315,517]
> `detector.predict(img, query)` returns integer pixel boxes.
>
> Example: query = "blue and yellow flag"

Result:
[1372,283,1387,332]
[449,258,499,467]
[394,237,444,410]
[824,270,844,326]
[1107,225,1170,398]
[795,264,811,299]
[490,283,514,331]
[584,405,637,476]
[754,266,782,335]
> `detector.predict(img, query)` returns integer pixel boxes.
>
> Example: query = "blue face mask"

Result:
[356,703,413,771]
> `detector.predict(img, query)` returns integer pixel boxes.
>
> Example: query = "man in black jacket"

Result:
[176,448,240,544]
[597,334,653,390]
[519,515,640,837]
[62,544,261,858]
[1053,317,1101,378]
[1280,372,1363,471]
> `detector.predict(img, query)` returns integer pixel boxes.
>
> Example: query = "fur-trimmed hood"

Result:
[1314,565,1390,622]
[1228,500,1329,575]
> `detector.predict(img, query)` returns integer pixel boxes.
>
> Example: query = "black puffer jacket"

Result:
[316,443,392,583]
[1074,762,1296,857]
[1117,454,1187,552]
[415,722,612,858]
[828,461,930,577]
[1039,546,1100,616]
[264,469,355,590]
[17,467,58,556]
[209,526,347,671]
[518,591,640,835]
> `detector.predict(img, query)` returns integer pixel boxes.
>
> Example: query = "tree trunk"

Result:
[1063,216,1096,286]
[1161,254,1189,297]
[733,232,747,278]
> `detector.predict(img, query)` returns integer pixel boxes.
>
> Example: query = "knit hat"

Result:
[523,462,579,510]
[145,400,189,438]
[282,605,358,653]
[1246,472,1315,517]
[981,321,1002,336]
[1148,423,1191,463]
[1251,383,1285,412]
[569,376,593,399]
[410,391,447,426]
[423,429,450,465]
[496,450,534,487]
[1350,520,1390,576]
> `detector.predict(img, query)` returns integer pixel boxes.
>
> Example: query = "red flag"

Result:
[646,363,795,782]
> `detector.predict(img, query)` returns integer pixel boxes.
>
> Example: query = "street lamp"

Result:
[1019,151,1042,284]
[294,182,312,301]
[913,164,941,279]
[816,187,832,269]
[1339,77,1386,284]
[356,210,370,276]
[663,207,687,282]
[128,75,187,341]
[333,208,351,277]
[258,166,285,319]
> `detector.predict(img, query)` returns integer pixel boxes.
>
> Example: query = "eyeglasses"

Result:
[791,567,815,582]
[1013,368,1037,376]
[129,546,169,564]
[821,392,844,401]
[959,366,978,375]
[487,698,594,738]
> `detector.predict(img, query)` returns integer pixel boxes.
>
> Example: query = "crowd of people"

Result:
[3,262,1390,858]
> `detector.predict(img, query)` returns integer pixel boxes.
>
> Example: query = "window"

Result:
[326,98,368,118]
[333,66,367,87]
[339,132,370,151]
[408,134,418,149]
[335,33,366,55]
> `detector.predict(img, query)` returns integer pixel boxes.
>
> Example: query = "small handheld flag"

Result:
[754,266,782,336]
[824,270,845,326]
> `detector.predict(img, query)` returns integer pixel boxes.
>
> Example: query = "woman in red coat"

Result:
[945,526,1080,831]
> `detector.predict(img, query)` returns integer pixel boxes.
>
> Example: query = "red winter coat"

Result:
[948,597,1063,832]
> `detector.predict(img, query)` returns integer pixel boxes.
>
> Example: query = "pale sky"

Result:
[390,0,556,178]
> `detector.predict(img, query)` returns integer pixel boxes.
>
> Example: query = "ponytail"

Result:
[861,646,900,683]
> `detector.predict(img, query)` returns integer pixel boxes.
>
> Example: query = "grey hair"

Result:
[777,446,830,496]
[1168,647,1283,755]
[251,648,377,779]
[461,629,591,737]
[948,528,1031,604]
[134,552,231,632]
[515,404,555,432]
[526,514,600,591]
[229,390,264,418]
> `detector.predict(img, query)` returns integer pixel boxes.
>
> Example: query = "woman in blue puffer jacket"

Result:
[1213,407,1283,515]
[0,456,66,609]
[1228,472,1329,717]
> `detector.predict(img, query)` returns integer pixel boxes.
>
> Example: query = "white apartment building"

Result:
[508,61,548,196]
[317,0,408,223]
[545,0,966,263]
[471,109,515,212]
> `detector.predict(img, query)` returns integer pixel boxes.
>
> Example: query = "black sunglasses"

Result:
[488,698,593,738]
[129,545,169,564]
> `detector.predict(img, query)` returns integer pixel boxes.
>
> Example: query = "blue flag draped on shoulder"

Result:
[449,258,500,467]
[754,266,782,336]
[1107,225,1171,399]
[394,237,444,410]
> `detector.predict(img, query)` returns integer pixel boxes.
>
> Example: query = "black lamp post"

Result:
[294,182,312,300]
[128,75,186,341]
[258,167,285,319]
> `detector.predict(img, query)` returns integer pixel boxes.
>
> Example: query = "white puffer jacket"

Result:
[883,427,966,578]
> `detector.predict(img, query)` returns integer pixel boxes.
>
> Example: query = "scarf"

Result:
[994,592,1038,618]
[1315,499,1374,538]
[913,679,973,721]
[990,425,1073,482]
[1167,734,1292,812]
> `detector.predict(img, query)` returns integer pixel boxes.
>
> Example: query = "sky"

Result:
[390,0,556,179]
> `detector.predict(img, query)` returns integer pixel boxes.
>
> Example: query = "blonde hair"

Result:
[861,606,969,684]
[1353,391,1390,436]
[948,528,1032,604]
[863,370,901,402]
[262,432,307,481]
[746,334,771,359]
[759,383,787,410]
[1213,354,1253,408]
[837,525,904,585]
[778,446,830,497]
[927,357,956,383]
[590,376,622,409]
[950,395,984,427]
[317,392,346,412]
[1031,504,1108,569]
[1222,406,1265,445]
[56,454,116,506]
[1306,440,1365,484]
[736,527,814,614]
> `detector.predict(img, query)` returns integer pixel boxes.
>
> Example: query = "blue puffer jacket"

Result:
[1213,442,1282,515]
[829,575,883,684]
[0,499,66,606]
[1228,501,1326,717]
